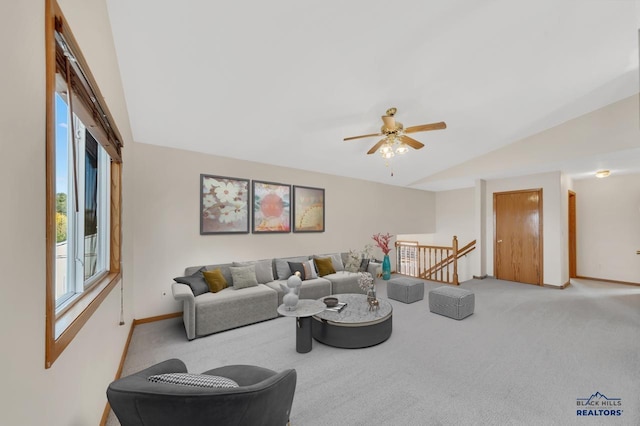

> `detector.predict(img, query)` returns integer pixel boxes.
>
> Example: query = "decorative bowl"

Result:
[323,297,338,307]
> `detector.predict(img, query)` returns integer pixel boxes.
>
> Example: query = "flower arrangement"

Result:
[344,244,374,272]
[372,232,393,256]
[357,272,374,292]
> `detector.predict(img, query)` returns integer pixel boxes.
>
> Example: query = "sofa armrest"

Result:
[172,283,196,340]
[367,261,381,278]
[132,358,188,380]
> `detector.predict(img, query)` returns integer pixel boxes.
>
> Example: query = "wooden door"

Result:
[494,189,542,285]
[568,191,577,278]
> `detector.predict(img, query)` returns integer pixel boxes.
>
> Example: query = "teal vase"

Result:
[382,254,391,280]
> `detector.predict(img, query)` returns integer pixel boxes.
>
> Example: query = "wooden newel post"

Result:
[452,236,459,285]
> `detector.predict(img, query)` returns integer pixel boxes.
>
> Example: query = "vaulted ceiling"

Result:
[106,0,640,191]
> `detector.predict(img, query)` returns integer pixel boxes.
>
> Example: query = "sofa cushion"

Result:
[314,257,336,277]
[275,256,310,280]
[203,268,228,293]
[174,267,209,296]
[230,265,259,289]
[324,271,364,294]
[148,373,239,389]
[232,259,274,284]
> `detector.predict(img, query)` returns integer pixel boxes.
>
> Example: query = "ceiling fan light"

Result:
[396,144,409,154]
[381,150,394,159]
[380,144,393,154]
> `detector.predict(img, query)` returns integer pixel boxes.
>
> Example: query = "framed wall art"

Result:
[293,185,325,232]
[200,174,250,234]
[252,180,291,233]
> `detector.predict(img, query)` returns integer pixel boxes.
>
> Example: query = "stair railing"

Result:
[395,236,476,285]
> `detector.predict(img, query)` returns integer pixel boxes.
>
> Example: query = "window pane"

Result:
[54,93,72,303]
[84,131,99,280]
[53,89,110,305]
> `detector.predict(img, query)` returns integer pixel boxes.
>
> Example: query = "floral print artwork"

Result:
[201,175,249,234]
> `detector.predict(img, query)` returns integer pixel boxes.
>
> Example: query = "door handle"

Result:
[497,240,503,243]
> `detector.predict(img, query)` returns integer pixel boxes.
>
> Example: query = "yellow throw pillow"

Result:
[314,257,336,277]
[203,269,228,293]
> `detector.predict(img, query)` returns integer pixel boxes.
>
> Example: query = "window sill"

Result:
[47,271,121,367]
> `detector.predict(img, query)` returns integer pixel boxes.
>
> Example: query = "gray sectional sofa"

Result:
[172,252,379,340]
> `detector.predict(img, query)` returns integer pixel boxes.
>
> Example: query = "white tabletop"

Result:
[277,299,326,317]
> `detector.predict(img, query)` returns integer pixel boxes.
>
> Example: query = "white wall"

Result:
[0,1,134,424]
[474,179,488,278]
[560,173,573,283]
[435,188,476,281]
[574,174,640,283]
[435,187,475,244]
[131,142,436,318]
[397,187,476,281]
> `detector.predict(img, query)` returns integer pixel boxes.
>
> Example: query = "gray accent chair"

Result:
[107,358,297,426]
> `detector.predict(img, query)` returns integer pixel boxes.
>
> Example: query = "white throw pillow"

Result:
[304,259,318,279]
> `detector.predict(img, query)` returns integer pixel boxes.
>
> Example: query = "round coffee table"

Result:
[311,294,392,349]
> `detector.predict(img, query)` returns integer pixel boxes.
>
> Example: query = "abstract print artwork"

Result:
[200,174,250,234]
[293,185,325,232]
[252,181,291,233]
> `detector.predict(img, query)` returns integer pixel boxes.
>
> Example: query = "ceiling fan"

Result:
[344,107,446,158]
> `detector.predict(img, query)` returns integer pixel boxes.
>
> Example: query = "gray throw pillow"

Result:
[288,262,306,280]
[359,258,370,273]
[148,373,239,389]
[230,265,259,289]
[275,256,310,280]
[174,267,209,296]
[232,259,274,284]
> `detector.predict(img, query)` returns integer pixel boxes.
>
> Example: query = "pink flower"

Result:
[372,233,393,255]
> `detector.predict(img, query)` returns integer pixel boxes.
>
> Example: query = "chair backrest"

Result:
[107,359,297,426]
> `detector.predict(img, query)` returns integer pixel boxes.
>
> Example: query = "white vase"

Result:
[281,272,302,311]
[282,291,299,311]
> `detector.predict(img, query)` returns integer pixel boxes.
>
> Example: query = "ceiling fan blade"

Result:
[404,121,447,133]
[399,135,424,150]
[344,132,383,141]
[367,139,386,155]
[381,115,396,130]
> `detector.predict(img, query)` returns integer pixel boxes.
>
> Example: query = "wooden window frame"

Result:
[45,0,123,368]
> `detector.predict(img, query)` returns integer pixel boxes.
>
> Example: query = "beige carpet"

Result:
[107,277,640,425]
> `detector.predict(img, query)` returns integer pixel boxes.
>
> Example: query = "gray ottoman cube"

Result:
[429,286,474,320]
[387,277,424,304]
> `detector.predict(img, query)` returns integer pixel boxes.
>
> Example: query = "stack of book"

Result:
[325,302,347,313]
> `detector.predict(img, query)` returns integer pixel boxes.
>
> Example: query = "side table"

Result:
[277,300,326,353]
